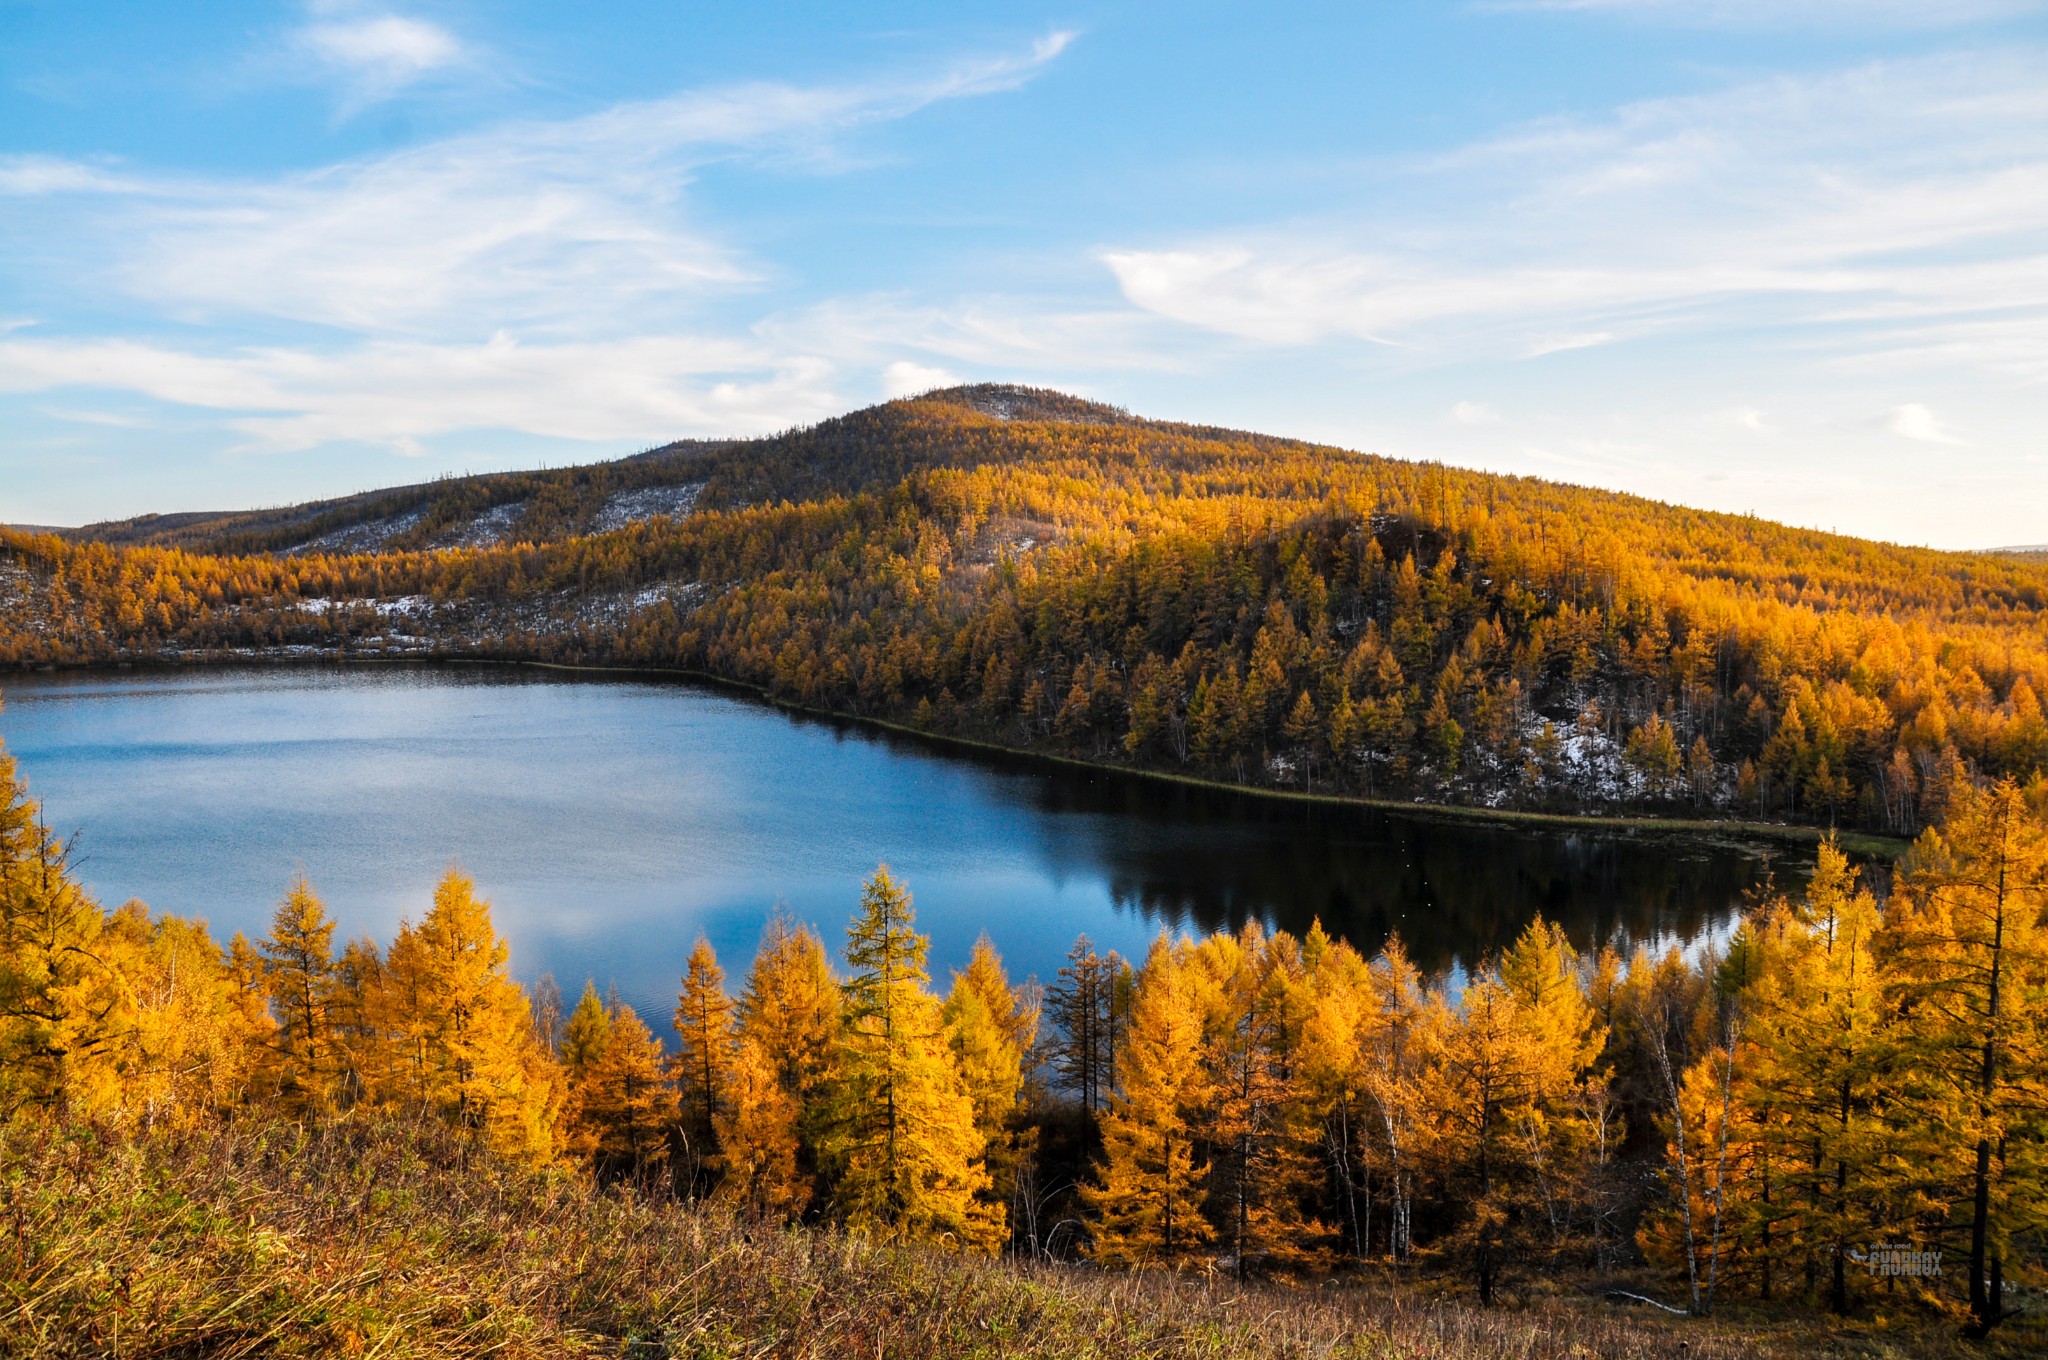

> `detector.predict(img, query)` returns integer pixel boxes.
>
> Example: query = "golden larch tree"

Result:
[374,869,562,1163]
[735,911,842,1210]
[1085,934,1215,1265]
[716,1034,807,1220]
[824,866,991,1250]
[943,935,1029,1245]
[672,935,736,1193]
[257,876,339,1111]
[1888,779,2048,1336]
[560,979,611,1079]
[573,1000,675,1183]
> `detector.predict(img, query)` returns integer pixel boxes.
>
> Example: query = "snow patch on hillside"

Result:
[287,509,424,556]
[592,483,702,533]
[297,595,432,618]
[430,501,526,549]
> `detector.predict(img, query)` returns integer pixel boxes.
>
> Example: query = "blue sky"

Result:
[2,1,2044,547]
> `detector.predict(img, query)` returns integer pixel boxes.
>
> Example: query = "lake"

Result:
[0,663,1796,1029]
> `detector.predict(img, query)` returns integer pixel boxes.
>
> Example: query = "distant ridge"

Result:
[6,382,2048,838]
[21,386,2035,565]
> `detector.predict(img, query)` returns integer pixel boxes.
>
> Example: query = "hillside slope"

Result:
[4,384,2046,833]
[60,436,731,556]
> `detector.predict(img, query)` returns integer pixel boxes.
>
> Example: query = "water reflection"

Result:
[823,725,1798,972]
[0,664,1799,1029]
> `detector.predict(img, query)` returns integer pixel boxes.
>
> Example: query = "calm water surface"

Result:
[0,664,1793,1028]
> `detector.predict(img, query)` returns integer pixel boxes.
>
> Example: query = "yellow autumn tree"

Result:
[1422,917,1602,1303]
[1361,937,1434,1262]
[1188,921,1324,1276]
[560,979,611,1080]
[1612,942,1720,1311]
[1085,934,1215,1265]
[716,1035,807,1219]
[1888,779,2048,1336]
[1292,920,1382,1261]
[328,934,383,1106]
[374,869,561,1163]
[96,907,269,1126]
[0,749,130,1121]
[672,935,736,1193]
[1743,839,1893,1315]
[572,1000,675,1183]
[257,876,339,1111]
[0,726,268,1129]
[823,866,991,1250]
[1639,926,1768,1317]
[944,934,1031,1241]
[733,911,842,1215]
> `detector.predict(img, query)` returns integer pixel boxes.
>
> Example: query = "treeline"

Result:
[6,388,2048,831]
[6,721,2044,1335]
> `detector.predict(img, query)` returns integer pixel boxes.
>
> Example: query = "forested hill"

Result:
[5,383,2047,834]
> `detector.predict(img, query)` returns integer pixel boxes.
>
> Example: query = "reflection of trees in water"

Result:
[1019,772,1801,976]
[790,706,1806,977]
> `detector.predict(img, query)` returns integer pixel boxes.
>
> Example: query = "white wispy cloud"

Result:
[1450,400,1500,424]
[0,157,149,196]
[1495,0,2045,27]
[762,293,1181,374]
[0,35,1074,450]
[0,334,838,453]
[1101,51,2048,377]
[300,15,463,87]
[881,361,960,399]
[1887,402,1965,445]
[279,2,471,114]
[12,33,1075,339]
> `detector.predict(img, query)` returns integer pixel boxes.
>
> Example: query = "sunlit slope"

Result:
[5,384,2046,832]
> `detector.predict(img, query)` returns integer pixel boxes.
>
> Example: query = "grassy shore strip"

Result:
[493,656,1911,861]
[2,1116,1962,1360]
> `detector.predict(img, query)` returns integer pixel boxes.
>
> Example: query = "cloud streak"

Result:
[0,34,1075,451]
[13,33,1071,339]
[1494,0,2046,27]
[1101,52,2048,378]
[297,12,466,100]
[0,333,838,452]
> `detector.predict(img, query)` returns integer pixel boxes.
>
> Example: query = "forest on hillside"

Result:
[4,387,2047,832]
[4,716,2045,1340]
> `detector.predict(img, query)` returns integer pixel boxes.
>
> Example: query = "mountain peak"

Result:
[910,384,1138,428]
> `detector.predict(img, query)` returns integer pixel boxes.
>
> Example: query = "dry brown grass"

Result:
[0,1118,2031,1359]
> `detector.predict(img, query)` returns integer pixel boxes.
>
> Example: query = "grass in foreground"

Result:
[0,1118,2028,1360]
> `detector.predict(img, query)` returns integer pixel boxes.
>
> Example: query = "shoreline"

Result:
[4,649,1910,861]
